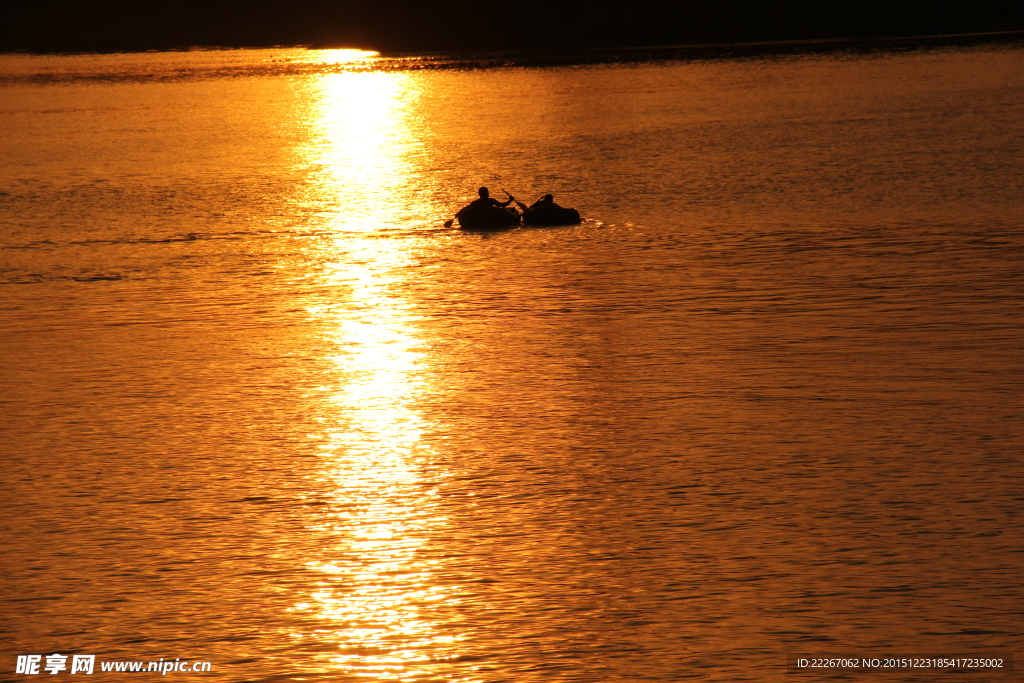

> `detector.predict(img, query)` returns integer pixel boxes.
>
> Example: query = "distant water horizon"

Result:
[3,30,1024,87]
[3,29,1024,63]
[361,29,1024,67]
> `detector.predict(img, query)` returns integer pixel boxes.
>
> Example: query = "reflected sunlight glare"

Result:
[308,49,382,65]
[291,70,464,680]
[306,71,424,232]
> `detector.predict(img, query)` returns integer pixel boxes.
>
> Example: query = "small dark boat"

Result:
[455,205,521,230]
[522,205,582,226]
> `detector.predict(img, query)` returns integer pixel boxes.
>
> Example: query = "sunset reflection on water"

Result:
[5,45,1022,683]
[307,49,382,65]
[292,70,461,677]
[307,70,425,232]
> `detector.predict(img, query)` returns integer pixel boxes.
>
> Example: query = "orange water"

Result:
[2,46,1022,682]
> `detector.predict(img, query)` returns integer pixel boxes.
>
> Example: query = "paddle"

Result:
[444,203,470,229]
[502,188,528,213]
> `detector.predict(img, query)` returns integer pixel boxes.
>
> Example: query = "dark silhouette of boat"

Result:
[522,205,582,226]
[455,205,522,230]
[448,189,581,230]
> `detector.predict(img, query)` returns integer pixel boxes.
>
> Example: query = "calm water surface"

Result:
[1,46,1023,682]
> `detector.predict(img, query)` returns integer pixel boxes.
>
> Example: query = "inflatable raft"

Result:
[522,206,582,226]
[455,205,521,230]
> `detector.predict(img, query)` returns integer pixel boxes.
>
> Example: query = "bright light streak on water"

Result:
[307,70,427,232]
[288,72,465,678]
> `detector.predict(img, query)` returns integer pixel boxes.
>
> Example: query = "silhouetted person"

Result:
[528,194,562,210]
[470,187,515,210]
[444,187,519,228]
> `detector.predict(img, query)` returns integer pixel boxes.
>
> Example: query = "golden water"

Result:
[1,45,1023,681]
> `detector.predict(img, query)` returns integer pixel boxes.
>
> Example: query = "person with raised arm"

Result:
[446,187,522,230]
